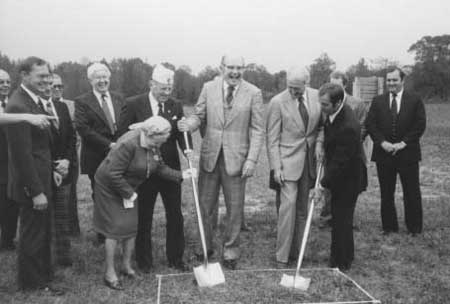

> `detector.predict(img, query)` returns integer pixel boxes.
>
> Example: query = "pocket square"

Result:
[171,115,178,120]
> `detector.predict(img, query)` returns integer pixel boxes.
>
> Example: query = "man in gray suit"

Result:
[266,67,323,266]
[178,55,264,269]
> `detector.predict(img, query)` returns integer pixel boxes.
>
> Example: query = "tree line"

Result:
[1,34,449,103]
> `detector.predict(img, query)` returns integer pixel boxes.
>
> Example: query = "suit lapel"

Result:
[224,82,245,127]
[85,92,110,129]
[110,93,121,125]
[396,91,408,127]
[287,91,305,131]
[214,78,225,126]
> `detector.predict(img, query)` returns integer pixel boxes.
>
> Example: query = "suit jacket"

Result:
[185,77,265,176]
[53,100,77,185]
[321,104,363,194]
[5,87,54,203]
[117,93,190,170]
[266,88,323,181]
[366,91,426,165]
[75,91,124,175]
[0,120,8,184]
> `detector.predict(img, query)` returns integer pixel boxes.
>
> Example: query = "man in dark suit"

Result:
[41,75,77,266]
[366,67,426,235]
[315,83,363,271]
[0,69,20,251]
[75,63,124,242]
[5,57,63,294]
[117,64,190,272]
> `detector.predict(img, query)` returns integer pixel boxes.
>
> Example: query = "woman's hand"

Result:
[182,168,198,180]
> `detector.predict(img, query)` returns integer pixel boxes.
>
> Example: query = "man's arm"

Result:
[246,90,265,163]
[174,101,193,152]
[182,84,207,132]
[74,100,112,152]
[400,96,426,145]
[366,97,387,146]
[0,113,54,128]
[266,98,282,172]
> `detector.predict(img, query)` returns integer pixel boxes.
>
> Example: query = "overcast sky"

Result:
[1,0,449,73]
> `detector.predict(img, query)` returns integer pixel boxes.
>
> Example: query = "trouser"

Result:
[376,161,422,233]
[135,176,184,267]
[330,181,358,269]
[198,152,246,260]
[68,162,80,236]
[276,163,312,263]
[89,173,105,241]
[18,202,53,290]
[0,184,19,245]
[52,184,72,264]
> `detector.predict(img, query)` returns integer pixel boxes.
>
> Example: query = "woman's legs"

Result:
[122,237,136,274]
[105,238,118,281]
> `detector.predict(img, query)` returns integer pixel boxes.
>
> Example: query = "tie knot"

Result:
[101,94,107,100]
[298,96,304,103]
[227,85,235,93]
[392,92,397,99]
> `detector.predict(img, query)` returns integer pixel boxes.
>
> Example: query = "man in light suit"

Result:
[178,55,265,269]
[75,62,124,243]
[266,67,323,266]
[366,67,426,235]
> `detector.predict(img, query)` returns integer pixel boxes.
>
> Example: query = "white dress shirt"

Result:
[149,91,163,116]
[93,90,116,123]
[223,81,240,100]
[329,100,345,123]
[389,89,403,114]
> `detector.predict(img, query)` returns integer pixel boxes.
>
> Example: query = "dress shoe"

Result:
[103,277,124,290]
[276,261,288,269]
[137,264,153,274]
[40,285,66,296]
[168,260,189,272]
[223,259,237,270]
[195,250,214,262]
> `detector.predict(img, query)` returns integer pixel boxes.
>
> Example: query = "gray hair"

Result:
[87,62,111,80]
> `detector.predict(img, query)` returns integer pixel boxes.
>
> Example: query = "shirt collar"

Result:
[1,96,8,104]
[149,90,159,106]
[391,89,403,101]
[329,100,345,123]
[21,84,40,104]
[223,81,240,95]
[93,89,110,101]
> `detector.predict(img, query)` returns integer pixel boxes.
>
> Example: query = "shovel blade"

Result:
[193,262,225,287]
[279,273,311,291]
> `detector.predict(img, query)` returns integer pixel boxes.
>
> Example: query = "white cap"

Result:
[152,64,174,85]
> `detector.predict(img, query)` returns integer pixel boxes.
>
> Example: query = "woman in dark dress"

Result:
[93,116,195,290]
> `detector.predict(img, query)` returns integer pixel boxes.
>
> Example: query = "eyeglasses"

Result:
[52,85,64,89]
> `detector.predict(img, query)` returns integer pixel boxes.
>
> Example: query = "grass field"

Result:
[0,103,449,303]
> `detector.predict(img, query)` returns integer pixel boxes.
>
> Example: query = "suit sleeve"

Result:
[354,100,369,141]
[185,84,206,132]
[155,162,183,182]
[365,97,386,146]
[5,104,44,197]
[105,142,135,200]
[61,104,76,162]
[174,102,193,152]
[117,99,136,137]
[75,99,112,152]
[321,126,359,189]
[266,98,282,171]
[400,96,426,145]
[246,89,265,163]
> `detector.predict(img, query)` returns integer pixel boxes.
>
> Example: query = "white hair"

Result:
[87,62,111,80]
[287,66,310,84]
[0,69,9,78]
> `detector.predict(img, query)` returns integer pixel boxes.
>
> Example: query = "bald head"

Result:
[286,66,309,99]
[0,69,11,100]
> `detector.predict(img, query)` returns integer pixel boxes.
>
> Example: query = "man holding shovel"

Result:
[178,54,264,270]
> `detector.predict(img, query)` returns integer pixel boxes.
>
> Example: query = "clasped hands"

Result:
[53,159,70,187]
[381,141,406,155]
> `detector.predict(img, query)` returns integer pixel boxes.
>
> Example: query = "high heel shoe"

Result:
[103,277,124,290]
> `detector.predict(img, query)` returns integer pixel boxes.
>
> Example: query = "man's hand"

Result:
[53,171,63,187]
[177,119,190,132]
[109,142,116,149]
[381,141,395,153]
[241,160,256,178]
[55,159,70,177]
[32,193,48,210]
[392,141,407,155]
[184,149,194,162]
[273,168,285,186]
[182,168,198,180]
[315,147,325,164]
[24,114,57,129]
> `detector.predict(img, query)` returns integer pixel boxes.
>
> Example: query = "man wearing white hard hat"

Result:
[75,62,125,244]
[118,64,192,272]
[266,66,324,267]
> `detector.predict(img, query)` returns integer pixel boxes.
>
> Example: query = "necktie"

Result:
[226,85,235,105]
[37,98,46,113]
[298,96,309,129]
[0,100,5,113]
[391,93,398,140]
[101,94,116,134]
[45,101,59,129]
[157,102,163,116]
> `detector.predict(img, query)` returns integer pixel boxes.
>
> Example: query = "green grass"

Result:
[1,103,449,303]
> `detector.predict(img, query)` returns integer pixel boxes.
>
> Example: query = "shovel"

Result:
[280,163,323,291]
[183,131,225,287]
